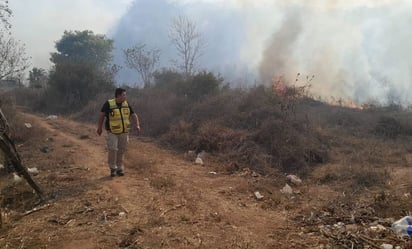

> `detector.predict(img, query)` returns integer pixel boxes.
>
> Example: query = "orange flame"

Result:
[272,76,286,96]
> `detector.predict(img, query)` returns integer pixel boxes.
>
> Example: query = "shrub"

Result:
[71,92,111,123]
[150,176,175,190]
[374,116,402,138]
[153,69,185,95]
[195,121,247,153]
[11,87,46,112]
[184,90,245,128]
[0,91,17,123]
[128,88,187,137]
[161,120,194,150]
[159,85,327,174]
[185,71,223,100]
[313,163,389,190]
[153,69,223,101]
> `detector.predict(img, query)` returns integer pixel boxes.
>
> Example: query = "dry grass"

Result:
[229,237,255,249]
[70,92,111,124]
[149,176,175,190]
[6,84,412,248]
[313,162,389,191]
[0,95,47,215]
[157,86,327,175]
[10,79,412,216]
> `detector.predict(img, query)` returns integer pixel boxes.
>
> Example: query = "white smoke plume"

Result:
[111,0,412,105]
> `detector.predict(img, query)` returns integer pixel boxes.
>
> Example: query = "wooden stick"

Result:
[350,234,381,249]
[23,203,51,216]
[0,108,43,198]
[160,204,185,216]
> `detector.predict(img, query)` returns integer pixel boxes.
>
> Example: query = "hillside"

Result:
[1,111,412,249]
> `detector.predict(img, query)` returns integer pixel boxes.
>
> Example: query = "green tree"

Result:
[186,71,222,100]
[28,67,47,88]
[153,69,222,101]
[48,30,115,112]
[153,69,185,94]
[50,30,113,67]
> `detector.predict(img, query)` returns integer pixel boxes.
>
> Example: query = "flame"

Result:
[272,76,286,95]
[329,98,362,109]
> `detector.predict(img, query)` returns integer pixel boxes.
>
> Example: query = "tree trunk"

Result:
[0,136,43,197]
[0,108,43,198]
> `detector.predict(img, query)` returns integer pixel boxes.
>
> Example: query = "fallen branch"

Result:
[160,204,185,217]
[353,234,381,249]
[0,108,43,198]
[23,203,51,216]
[120,204,130,214]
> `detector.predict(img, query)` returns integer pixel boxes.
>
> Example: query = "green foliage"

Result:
[48,63,114,113]
[50,30,113,68]
[28,67,47,89]
[186,71,222,100]
[153,69,222,101]
[46,30,115,113]
[153,69,185,94]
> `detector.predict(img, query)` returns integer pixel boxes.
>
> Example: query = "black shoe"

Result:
[110,169,116,177]
[116,170,124,176]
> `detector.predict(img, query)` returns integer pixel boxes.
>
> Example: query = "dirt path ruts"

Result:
[2,113,289,249]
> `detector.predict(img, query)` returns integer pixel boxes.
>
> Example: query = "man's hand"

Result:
[97,127,103,136]
[135,125,141,136]
[97,112,105,136]
[131,113,141,136]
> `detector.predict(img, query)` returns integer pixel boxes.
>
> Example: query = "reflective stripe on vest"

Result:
[108,99,130,134]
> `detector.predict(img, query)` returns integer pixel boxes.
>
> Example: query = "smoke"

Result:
[111,0,250,85]
[111,0,412,105]
[259,1,412,104]
[258,8,303,84]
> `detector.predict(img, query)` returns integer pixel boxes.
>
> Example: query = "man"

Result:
[97,88,141,177]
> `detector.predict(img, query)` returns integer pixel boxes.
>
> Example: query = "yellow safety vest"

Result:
[108,99,130,134]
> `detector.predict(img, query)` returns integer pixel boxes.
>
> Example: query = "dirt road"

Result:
[3,112,412,248]
[1,113,303,249]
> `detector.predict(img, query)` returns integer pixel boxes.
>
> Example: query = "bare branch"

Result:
[0,33,30,80]
[123,43,160,87]
[0,1,12,30]
[169,15,205,78]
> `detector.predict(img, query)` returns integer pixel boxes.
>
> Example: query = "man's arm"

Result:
[97,112,105,136]
[131,113,141,135]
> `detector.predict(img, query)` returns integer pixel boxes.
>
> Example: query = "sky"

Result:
[9,0,134,68]
[8,0,412,105]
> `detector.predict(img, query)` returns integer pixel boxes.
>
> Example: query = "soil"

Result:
[1,112,412,249]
